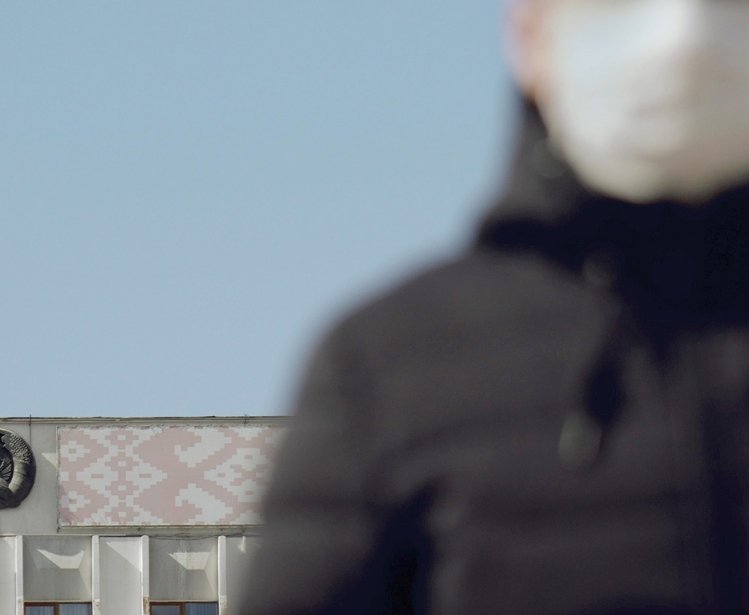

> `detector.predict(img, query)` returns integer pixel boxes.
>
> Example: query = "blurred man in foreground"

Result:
[244,0,749,612]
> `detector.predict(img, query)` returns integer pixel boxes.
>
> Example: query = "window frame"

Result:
[24,603,93,615]
[150,602,219,615]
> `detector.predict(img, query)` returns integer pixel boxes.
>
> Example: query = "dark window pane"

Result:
[152,607,181,615]
[60,606,92,615]
[186,605,218,615]
[25,608,54,615]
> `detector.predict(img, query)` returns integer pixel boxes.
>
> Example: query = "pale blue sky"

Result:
[1,2,519,417]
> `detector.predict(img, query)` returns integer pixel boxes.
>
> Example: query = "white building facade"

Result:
[0,417,285,615]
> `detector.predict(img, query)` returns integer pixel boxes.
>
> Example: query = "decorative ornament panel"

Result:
[58,425,283,526]
[0,429,36,509]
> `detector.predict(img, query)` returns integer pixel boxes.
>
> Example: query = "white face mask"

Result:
[536,0,749,204]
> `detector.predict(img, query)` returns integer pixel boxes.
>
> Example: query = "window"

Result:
[151,603,218,615]
[25,605,92,615]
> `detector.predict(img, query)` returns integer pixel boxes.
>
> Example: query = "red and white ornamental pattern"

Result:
[58,425,283,527]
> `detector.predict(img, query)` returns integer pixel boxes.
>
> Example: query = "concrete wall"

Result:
[150,537,217,601]
[0,418,283,614]
[0,418,284,534]
[1,534,262,615]
[0,422,59,535]
[0,537,16,615]
[226,536,259,614]
[98,537,143,615]
[24,535,92,601]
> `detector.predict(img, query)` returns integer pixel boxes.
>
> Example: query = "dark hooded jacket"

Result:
[243,103,749,614]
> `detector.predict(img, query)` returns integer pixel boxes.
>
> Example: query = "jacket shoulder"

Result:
[329,247,591,353]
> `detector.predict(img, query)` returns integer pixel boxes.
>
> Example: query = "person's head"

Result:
[504,0,749,204]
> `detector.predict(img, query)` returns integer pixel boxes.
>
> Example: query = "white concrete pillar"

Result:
[141,535,150,615]
[92,535,101,615]
[15,535,23,615]
[218,536,227,615]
